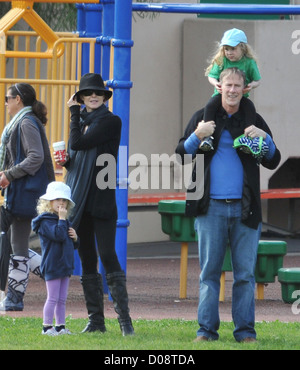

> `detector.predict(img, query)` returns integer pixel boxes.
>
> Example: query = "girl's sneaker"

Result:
[57,328,72,335]
[42,327,58,336]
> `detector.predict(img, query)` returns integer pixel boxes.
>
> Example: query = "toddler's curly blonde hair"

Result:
[36,198,74,218]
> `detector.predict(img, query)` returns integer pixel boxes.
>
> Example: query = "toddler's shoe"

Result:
[200,136,214,151]
[42,327,58,336]
[57,328,72,335]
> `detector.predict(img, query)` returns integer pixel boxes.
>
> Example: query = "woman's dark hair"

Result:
[9,83,48,125]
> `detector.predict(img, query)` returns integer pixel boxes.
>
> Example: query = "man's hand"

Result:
[195,120,216,140]
[244,125,266,139]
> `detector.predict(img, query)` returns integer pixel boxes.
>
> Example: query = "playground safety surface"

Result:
[2,253,300,324]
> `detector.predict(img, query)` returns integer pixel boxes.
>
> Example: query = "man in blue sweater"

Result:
[175,67,281,343]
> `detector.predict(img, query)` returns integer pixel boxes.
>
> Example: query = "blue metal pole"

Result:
[76,3,86,36]
[101,0,115,81]
[106,0,133,277]
[81,3,103,75]
[98,0,115,296]
[131,3,300,15]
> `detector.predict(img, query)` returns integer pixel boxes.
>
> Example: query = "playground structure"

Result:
[0,0,133,282]
[1,1,300,287]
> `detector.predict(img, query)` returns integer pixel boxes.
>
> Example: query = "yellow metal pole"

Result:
[0,31,6,134]
[58,55,63,142]
[35,37,42,71]
[179,242,188,299]
[12,36,19,77]
[46,60,52,139]
[89,40,95,72]
[219,272,225,302]
[0,0,100,2]
[25,35,30,78]
[51,46,58,143]
[257,283,264,300]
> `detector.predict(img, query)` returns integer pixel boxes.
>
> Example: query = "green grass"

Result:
[0,316,299,350]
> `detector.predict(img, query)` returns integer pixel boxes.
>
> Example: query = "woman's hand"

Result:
[0,172,10,189]
[53,151,69,167]
[67,94,81,108]
[68,227,78,242]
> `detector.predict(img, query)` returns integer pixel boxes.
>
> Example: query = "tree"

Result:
[0,1,159,32]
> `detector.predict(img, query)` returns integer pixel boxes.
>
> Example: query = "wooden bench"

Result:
[129,188,300,235]
[261,188,300,235]
[129,188,300,204]
[260,188,300,199]
[128,192,186,207]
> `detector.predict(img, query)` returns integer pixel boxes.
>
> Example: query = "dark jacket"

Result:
[175,106,281,230]
[31,213,76,281]
[66,105,121,220]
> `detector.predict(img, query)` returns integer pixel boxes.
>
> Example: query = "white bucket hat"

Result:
[40,181,75,206]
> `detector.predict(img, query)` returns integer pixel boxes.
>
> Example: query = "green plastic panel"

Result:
[158,200,197,242]
[158,200,186,214]
[257,240,287,255]
[255,241,287,283]
[278,268,300,303]
[278,268,300,282]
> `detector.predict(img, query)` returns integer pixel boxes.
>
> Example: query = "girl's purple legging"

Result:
[43,277,70,326]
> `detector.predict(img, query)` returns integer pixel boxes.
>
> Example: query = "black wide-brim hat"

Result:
[75,73,112,103]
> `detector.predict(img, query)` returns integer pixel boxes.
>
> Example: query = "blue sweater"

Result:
[31,213,76,281]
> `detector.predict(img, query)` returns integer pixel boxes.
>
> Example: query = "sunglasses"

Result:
[5,96,17,103]
[81,90,104,97]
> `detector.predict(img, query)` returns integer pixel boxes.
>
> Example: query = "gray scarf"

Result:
[0,107,32,171]
[66,104,113,229]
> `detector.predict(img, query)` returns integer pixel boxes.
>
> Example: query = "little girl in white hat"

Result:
[32,181,78,336]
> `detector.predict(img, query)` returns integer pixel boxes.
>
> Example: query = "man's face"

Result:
[221,73,244,112]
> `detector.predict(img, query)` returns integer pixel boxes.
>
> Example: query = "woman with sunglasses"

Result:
[0,83,55,311]
[54,73,134,336]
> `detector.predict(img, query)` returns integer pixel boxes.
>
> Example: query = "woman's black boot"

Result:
[80,273,106,333]
[106,271,134,336]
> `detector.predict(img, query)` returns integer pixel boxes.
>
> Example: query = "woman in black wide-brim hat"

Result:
[54,73,134,336]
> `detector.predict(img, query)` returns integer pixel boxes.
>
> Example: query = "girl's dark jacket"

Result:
[32,213,76,281]
[175,106,281,230]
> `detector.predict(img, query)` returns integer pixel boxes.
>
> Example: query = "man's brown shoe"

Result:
[193,336,209,342]
[241,337,257,343]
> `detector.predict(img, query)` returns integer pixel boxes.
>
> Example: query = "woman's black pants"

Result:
[77,213,121,275]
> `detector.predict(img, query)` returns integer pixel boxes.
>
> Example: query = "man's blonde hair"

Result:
[219,67,246,87]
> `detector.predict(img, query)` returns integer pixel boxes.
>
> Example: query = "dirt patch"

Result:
[1,256,300,323]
